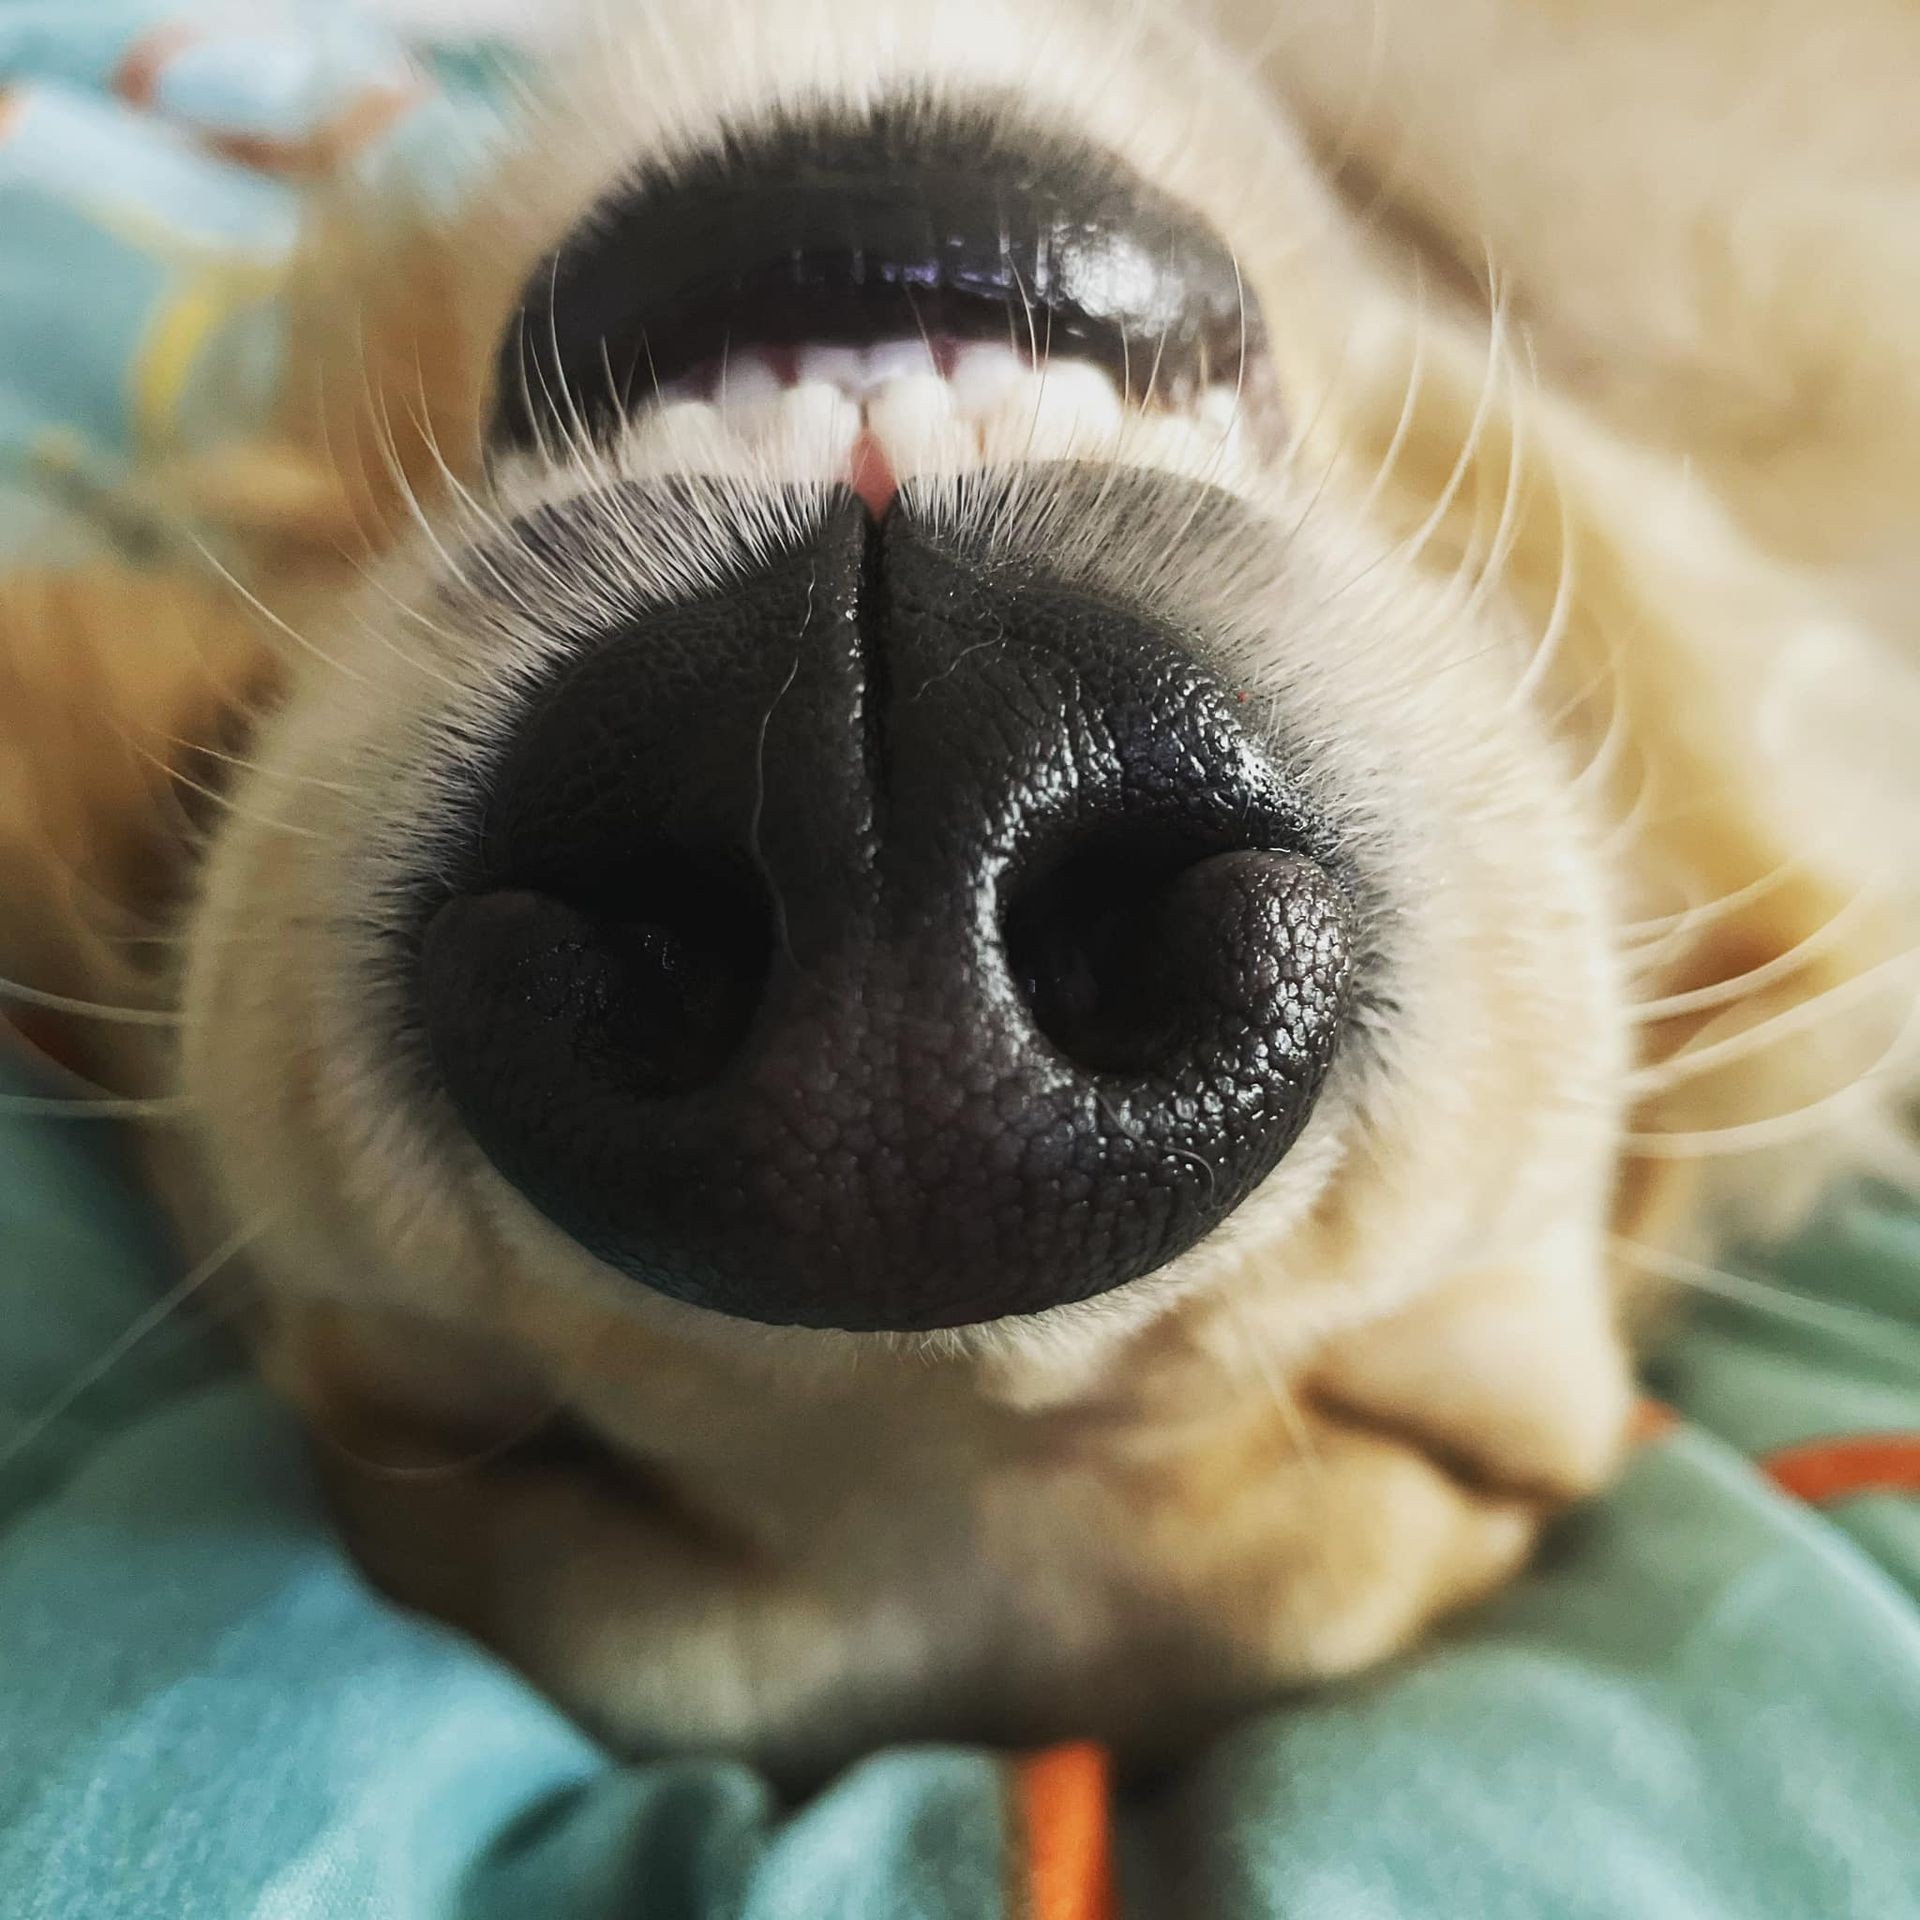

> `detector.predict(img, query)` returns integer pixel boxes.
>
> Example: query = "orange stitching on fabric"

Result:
[1010,1743,1119,1920]
[1762,1434,1920,1504]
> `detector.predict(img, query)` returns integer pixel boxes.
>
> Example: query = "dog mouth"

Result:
[437,105,1324,1333]
[490,103,1276,460]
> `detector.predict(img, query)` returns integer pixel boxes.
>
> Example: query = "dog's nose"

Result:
[417,488,1352,1330]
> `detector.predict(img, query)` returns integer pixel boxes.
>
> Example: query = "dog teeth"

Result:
[769,380,862,473]
[794,345,868,394]
[868,372,972,473]
[1198,383,1245,431]
[976,362,1131,465]
[627,397,728,469]
[788,340,945,398]
[716,354,783,413]
[1032,360,1126,438]
[948,343,1026,419]
[609,339,1232,487]
[865,338,942,386]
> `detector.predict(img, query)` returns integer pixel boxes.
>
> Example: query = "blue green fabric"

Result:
[0,0,500,564]
[5,1058,1919,1918]
[3,2,1919,1912]
[0,1066,1021,1920]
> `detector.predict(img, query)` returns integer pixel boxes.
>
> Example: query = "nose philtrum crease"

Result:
[747,575,809,974]
[854,504,894,840]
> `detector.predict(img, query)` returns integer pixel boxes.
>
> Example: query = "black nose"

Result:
[416,487,1352,1331]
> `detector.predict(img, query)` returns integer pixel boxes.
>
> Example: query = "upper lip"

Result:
[491,101,1270,453]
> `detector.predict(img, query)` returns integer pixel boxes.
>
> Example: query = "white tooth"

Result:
[768,380,861,477]
[949,343,1026,420]
[795,345,866,395]
[716,354,783,414]
[977,370,1045,465]
[978,360,1129,464]
[1031,360,1124,440]
[868,372,971,475]
[781,379,861,436]
[864,338,941,387]
[621,399,731,475]
[1199,383,1244,431]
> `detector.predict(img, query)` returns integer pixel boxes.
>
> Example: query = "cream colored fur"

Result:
[1,0,1913,1778]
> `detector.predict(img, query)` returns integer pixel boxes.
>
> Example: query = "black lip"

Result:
[490,101,1269,453]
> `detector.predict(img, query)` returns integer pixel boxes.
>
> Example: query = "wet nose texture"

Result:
[416,492,1353,1330]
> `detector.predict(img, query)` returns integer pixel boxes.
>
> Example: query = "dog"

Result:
[3,0,1915,1781]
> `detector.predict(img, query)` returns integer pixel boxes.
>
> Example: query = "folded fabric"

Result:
[4,1050,1919,1919]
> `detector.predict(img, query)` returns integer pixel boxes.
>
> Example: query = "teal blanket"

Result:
[6,1056,1920,1916]
[3,5,1919,1913]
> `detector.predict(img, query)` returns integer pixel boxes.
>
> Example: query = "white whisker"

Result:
[0,980,178,1027]
[1611,1235,1912,1349]
[0,1219,267,1480]
[1630,945,1919,1095]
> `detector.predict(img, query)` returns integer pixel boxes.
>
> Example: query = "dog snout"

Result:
[415,487,1353,1330]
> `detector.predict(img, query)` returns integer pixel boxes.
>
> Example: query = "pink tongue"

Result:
[849,430,899,517]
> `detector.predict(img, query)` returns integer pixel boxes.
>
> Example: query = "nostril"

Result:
[420,852,771,1099]
[1005,831,1351,1077]
[1006,831,1190,1073]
